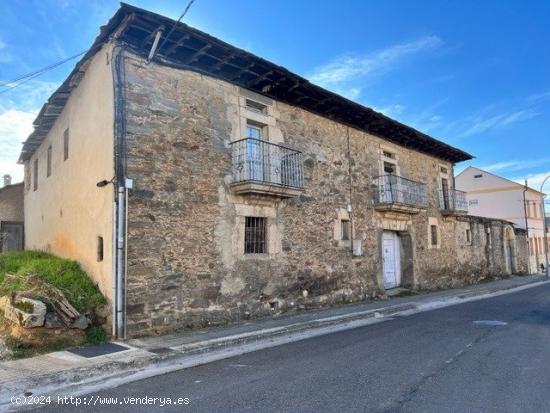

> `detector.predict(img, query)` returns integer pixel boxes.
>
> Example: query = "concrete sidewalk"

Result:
[0,274,547,411]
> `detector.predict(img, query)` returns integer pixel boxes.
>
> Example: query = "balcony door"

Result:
[441,178,450,210]
[246,124,264,181]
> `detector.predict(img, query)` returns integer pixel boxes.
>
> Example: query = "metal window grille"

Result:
[245,216,267,254]
[372,175,428,208]
[231,138,304,188]
[430,225,438,246]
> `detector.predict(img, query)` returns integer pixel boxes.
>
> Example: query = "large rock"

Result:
[2,297,47,328]
[70,314,90,330]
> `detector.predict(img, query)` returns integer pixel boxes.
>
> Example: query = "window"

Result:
[382,150,395,159]
[383,161,395,174]
[33,159,38,191]
[47,145,52,177]
[245,99,267,114]
[246,122,263,140]
[97,236,104,262]
[474,174,483,178]
[440,166,448,174]
[466,228,471,244]
[341,220,350,241]
[430,225,438,246]
[245,217,267,254]
[486,227,492,246]
[63,128,69,161]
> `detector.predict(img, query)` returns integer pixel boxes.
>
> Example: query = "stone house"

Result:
[19,4,528,338]
[0,175,24,252]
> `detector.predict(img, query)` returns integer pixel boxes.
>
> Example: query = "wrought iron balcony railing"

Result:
[230,138,304,189]
[372,175,428,209]
[439,189,468,213]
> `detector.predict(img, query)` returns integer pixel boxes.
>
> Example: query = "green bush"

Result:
[0,251,106,313]
[85,326,107,345]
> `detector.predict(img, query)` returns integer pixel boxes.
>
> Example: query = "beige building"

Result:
[19,5,529,338]
[0,175,24,252]
[456,166,546,273]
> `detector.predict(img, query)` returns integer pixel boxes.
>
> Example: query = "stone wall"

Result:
[122,51,529,336]
[0,183,24,223]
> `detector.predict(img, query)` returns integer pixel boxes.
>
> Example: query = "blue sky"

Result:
[1,0,549,198]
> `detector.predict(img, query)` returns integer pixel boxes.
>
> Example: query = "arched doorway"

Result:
[504,226,516,274]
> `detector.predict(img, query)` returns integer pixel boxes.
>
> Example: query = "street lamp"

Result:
[540,175,550,277]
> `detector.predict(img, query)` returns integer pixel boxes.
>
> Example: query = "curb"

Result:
[1,278,548,411]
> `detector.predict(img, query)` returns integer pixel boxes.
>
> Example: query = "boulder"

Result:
[2,297,47,328]
[70,314,90,330]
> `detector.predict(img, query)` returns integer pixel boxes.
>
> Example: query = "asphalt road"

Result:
[34,284,550,413]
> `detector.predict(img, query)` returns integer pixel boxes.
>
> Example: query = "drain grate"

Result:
[473,320,508,326]
[68,342,129,358]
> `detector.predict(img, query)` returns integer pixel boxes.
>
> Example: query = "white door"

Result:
[382,231,401,289]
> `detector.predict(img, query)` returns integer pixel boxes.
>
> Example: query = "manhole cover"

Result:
[68,342,129,358]
[473,320,508,326]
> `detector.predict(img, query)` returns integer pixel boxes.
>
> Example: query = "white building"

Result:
[456,166,547,273]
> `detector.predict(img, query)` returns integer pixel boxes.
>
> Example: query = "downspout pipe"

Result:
[112,43,128,339]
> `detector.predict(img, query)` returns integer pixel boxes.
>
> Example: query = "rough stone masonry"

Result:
[120,51,528,337]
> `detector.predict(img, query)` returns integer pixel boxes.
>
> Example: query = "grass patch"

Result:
[85,326,107,345]
[0,251,106,313]
[12,300,34,313]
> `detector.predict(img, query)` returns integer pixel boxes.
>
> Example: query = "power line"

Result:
[0,49,91,90]
[156,0,197,56]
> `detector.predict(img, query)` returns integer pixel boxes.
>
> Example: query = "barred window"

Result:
[245,217,267,254]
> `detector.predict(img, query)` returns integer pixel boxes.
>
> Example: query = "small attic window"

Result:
[382,150,395,159]
[245,99,267,114]
[474,174,483,178]
[440,166,448,174]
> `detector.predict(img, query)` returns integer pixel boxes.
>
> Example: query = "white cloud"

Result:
[512,171,550,195]
[308,35,443,97]
[0,109,38,183]
[481,158,550,174]
[373,104,406,118]
[458,109,540,138]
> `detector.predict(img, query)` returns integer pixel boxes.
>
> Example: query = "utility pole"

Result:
[541,175,550,277]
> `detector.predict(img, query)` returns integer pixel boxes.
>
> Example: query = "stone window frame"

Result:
[427,216,441,249]
[233,89,284,146]
[232,204,281,259]
[378,146,400,177]
[334,208,352,248]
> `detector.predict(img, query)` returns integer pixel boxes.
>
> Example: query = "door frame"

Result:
[382,231,402,289]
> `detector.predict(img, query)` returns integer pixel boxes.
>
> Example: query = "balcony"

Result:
[372,175,428,214]
[439,189,468,215]
[230,138,304,198]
